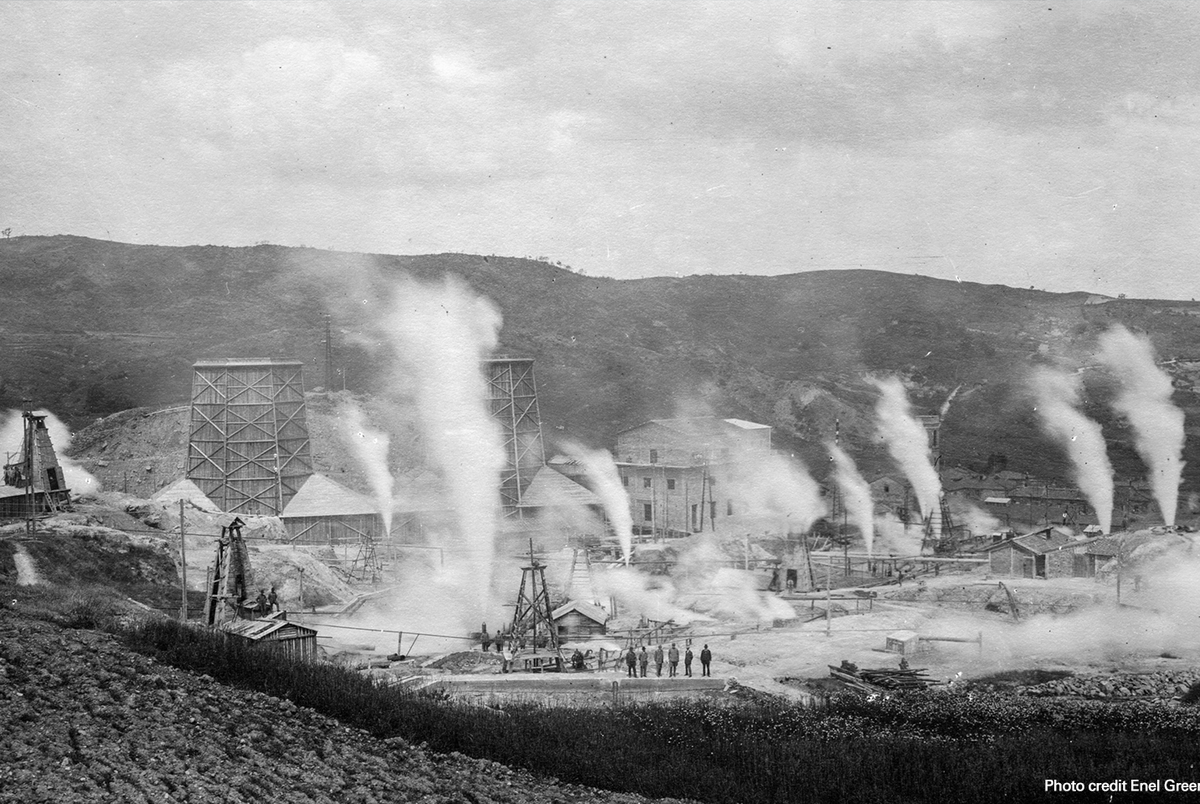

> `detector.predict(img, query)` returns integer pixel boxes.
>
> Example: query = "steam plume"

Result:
[376,276,506,630]
[827,441,875,556]
[1029,367,1114,533]
[1096,325,1186,526]
[339,399,394,535]
[871,377,941,519]
[562,442,633,564]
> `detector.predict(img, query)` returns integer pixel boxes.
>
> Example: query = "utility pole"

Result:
[323,313,334,392]
[179,499,188,621]
[22,400,34,535]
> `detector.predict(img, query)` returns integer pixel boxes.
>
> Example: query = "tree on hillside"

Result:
[1,228,10,238]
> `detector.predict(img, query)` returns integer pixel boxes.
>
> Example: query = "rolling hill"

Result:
[3,234,1200,487]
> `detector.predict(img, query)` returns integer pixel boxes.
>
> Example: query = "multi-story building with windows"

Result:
[614,417,771,538]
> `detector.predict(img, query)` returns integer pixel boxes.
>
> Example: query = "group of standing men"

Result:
[624,643,712,678]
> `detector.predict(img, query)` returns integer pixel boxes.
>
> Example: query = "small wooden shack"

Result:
[221,613,319,661]
[551,600,609,640]
[983,527,1097,579]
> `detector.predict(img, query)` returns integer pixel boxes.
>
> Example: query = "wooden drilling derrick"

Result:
[2,404,70,527]
[509,541,562,669]
[205,517,254,626]
[487,359,545,517]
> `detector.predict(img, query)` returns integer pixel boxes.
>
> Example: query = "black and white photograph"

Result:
[3,2,1200,801]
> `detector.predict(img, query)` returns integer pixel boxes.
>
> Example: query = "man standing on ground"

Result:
[625,646,637,678]
[638,646,649,678]
[653,644,664,677]
[668,643,680,677]
[684,646,694,677]
[700,644,712,677]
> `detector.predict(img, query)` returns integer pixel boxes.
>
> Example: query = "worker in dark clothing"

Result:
[267,586,279,613]
[684,646,694,677]
[700,644,712,677]
[667,643,680,677]
[653,644,664,677]
[571,649,585,671]
[625,647,637,677]
[638,646,649,678]
[254,589,268,615]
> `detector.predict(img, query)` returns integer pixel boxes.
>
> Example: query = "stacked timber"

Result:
[828,663,937,692]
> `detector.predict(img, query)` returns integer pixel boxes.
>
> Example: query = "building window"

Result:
[727,501,733,516]
[649,449,658,464]
[884,484,890,494]
[621,475,629,487]
[643,477,652,489]
[710,501,717,521]
[643,503,653,521]
[667,478,676,490]
[691,504,698,531]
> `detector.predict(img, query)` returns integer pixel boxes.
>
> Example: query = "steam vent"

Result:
[486,358,546,515]
[186,359,314,515]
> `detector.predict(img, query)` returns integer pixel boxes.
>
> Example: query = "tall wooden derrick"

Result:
[487,358,545,517]
[509,541,561,661]
[187,359,313,515]
[1,407,71,522]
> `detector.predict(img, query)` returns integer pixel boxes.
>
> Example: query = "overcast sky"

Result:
[2,1,1199,299]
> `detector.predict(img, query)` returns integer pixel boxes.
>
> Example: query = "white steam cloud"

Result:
[562,442,633,564]
[826,441,875,556]
[714,450,826,536]
[871,377,941,519]
[339,398,394,535]
[1096,325,1187,527]
[1030,367,1114,534]
[376,276,507,631]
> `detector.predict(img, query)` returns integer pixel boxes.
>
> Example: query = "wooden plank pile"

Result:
[828,662,937,692]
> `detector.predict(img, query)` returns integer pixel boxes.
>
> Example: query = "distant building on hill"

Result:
[613,417,771,538]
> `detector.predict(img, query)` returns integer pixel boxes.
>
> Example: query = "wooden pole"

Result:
[179,499,188,621]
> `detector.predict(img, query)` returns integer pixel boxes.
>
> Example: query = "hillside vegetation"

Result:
[3,235,1200,483]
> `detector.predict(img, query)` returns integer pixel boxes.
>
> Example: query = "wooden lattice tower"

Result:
[187,359,313,515]
[486,358,545,515]
[510,541,560,654]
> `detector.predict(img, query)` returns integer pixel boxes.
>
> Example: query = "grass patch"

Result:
[119,617,1200,804]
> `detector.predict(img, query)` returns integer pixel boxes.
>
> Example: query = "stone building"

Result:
[614,417,771,538]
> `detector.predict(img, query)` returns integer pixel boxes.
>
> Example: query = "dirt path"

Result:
[11,544,41,586]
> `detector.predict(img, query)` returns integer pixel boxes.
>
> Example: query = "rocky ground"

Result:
[0,604,693,804]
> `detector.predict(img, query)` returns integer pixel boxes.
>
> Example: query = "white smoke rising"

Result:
[826,441,875,556]
[561,442,633,564]
[1029,367,1114,534]
[946,496,1002,537]
[1096,325,1187,527]
[339,398,394,535]
[376,276,507,632]
[592,564,702,624]
[714,450,826,536]
[0,409,100,494]
[871,377,941,519]
[873,511,924,555]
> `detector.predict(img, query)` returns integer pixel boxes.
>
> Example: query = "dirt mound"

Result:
[0,606,680,803]
[422,651,503,674]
